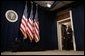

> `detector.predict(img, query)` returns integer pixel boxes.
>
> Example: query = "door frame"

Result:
[57,10,76,51]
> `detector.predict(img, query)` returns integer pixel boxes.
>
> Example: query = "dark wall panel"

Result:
[72,3,84,51]
[0,1,25,51]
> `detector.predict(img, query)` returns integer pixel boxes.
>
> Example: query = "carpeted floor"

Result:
[1,50,84,55]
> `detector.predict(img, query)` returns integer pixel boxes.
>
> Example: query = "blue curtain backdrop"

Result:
[0,1,25,51]
[71,3,84,51]
[0,1,58,51]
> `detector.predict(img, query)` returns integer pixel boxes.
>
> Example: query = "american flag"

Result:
[20,2,34,41]
[20,2,40,42]
[33,4,40,43]
[26,3,34,41]
[20,2,28,39]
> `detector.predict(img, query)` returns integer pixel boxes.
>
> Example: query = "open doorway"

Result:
[61,19,73,50]
[57,10,76,51]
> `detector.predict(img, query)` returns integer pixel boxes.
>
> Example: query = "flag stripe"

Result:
[26,19,33,38]
[28,18,33,25]
[27,19,33,31]
[20,28,25,35]
[20,28,27,39]
[26,26,33,37]
[26,26,33,40]
[21,21,26,29]
[20,23,25,32]
[26,30,33,40]
[34,22,39,30]
[22,18,27,25]
[34,26,39,36]
[26,24,33,35]
[35,32,39,39]
[20,23,27,37]
[34,34,39,42]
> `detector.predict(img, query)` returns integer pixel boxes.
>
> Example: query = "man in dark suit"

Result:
[62,24,73,50]
[61,24,67,50]
[66,25,73,50]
